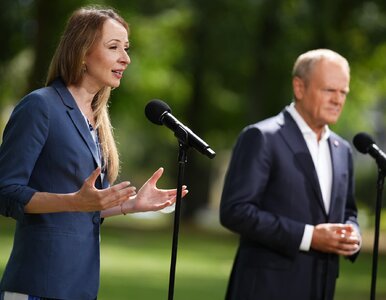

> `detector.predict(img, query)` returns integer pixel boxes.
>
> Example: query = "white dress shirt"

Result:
[2,292,29,300]
[287,103,333,251]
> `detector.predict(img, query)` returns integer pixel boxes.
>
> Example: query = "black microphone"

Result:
[353,132,386,171]
[145,99,216,159]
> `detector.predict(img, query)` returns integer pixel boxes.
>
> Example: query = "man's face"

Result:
[293,59,350,134]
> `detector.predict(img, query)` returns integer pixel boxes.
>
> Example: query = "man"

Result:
[220,49,361,300]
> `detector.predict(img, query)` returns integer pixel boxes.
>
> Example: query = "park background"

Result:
[1,0,386,299]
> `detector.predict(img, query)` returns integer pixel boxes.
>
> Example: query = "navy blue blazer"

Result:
[0,79,109,300]
[220,108,359,300]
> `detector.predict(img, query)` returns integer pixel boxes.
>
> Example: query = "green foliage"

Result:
[98,223,235,299]
[1,0,386,212]
[0,0,33,62]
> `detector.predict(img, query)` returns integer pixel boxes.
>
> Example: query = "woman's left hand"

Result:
[121,167,188,214]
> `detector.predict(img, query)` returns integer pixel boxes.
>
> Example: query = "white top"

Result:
[2,292,29,300]
[287,103,333,251]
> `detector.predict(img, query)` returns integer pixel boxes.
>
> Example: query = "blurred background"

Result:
[1,0,386,299]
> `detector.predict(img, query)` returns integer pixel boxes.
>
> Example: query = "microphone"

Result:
[145,99,216,159]
[353,132,386,171]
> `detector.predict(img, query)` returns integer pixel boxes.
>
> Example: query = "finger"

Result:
[337,243,359,255]
[348,232,361,242]
[147,167,164,186]
[340,224,355,232]
[101,183,136,205]
[165,190,188,204]
[153,203,169,211]
[341,235,360,245]
[336,228,355,238]
[335,225,357,236]
[328,224,351,233]
[337,248,358,257]
[109,181,132,191]
[109,188,137,208]
[116,188,137,203]
[344,224,355,230]
[159,186,187,193]
[110,184,136,200]
[156,200,174,211]
[174,189,189,197]
[86,168,101,186]
[164,189,188,199]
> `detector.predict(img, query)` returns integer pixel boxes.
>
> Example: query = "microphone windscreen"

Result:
[353,132,375,154]
[145,99,171,125]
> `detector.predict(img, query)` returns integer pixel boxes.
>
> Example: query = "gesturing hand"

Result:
[121,167,188,214]
[73,168,137,212]
[311,223,360,256]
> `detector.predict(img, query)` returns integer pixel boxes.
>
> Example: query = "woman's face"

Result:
[84,18,130,91]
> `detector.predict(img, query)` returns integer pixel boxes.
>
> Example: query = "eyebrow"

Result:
[104,39,129,45]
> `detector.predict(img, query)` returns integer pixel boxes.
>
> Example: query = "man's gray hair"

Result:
[292,49,350,85]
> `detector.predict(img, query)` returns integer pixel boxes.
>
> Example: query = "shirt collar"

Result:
[286,102,330,142]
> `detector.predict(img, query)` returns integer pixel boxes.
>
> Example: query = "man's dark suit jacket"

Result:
[220,108,359,300]
[0,78,108,300]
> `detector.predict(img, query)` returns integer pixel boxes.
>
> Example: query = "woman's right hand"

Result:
[73,168,137,211]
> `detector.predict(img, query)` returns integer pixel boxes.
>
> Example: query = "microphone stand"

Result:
[168,127,189,300]
[370,167,385,300]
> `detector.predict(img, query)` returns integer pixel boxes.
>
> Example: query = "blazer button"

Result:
[93,215,101,224]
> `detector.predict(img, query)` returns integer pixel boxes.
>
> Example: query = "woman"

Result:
[0,6,186,300]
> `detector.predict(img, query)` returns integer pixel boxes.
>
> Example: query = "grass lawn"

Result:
[1,216,386,299]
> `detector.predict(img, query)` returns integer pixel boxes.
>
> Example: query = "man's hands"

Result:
[311,223,360,256]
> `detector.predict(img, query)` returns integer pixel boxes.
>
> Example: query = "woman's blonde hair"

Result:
[46,6,129,184]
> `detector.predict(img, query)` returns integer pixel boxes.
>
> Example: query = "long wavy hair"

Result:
[46,6,129,184]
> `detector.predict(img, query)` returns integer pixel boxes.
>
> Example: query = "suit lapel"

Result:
[278,110,327,215]
[327,136,342,220]
[67,110,101,169]
[51,79,101,169]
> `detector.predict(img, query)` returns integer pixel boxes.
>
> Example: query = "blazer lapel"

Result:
[51,79,101,169]
[278,110,327,215]
[327,136,342,220]
[67,110,101,169]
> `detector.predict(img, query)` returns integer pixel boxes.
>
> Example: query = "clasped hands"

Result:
[311,223,361,257]
[74,167,188,214]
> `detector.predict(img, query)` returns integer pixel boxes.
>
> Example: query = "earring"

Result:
[82,61,87,72]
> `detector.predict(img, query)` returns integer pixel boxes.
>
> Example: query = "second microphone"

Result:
[145,99,216,159]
